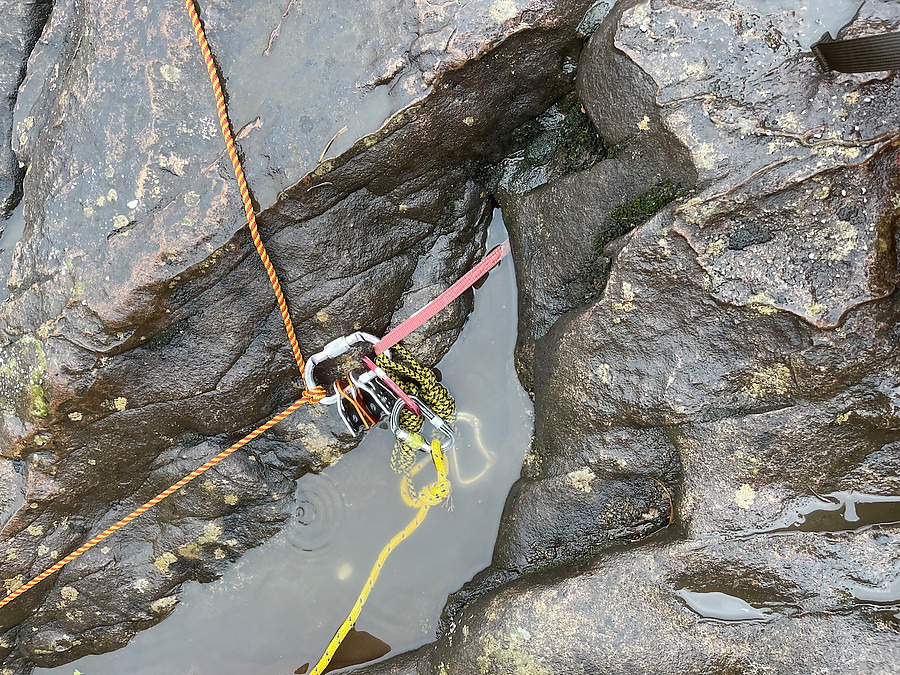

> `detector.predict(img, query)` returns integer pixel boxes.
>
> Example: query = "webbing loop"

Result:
[374,240,510,355]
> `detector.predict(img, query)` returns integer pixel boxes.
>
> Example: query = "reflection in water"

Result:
[295,627,390,674]
[37,210,532,674]
[449,412,497,485]
[763,491,900,536]
[675,589,773,623]
[850,576,900,607]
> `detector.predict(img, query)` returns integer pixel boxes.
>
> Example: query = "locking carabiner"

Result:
[304,332,388,405]
[389,395,455,452]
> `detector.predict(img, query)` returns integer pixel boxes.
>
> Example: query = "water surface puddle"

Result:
[38,211,532,674]
[850,576,900,607]
[748,0,861,50]
[761,491,900,536]
[675,589,773,623]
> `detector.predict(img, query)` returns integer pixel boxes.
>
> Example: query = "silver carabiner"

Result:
[389,395,455,452]
[304,332,387,405]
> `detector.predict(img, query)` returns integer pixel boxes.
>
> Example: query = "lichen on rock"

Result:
[355,0,900,673]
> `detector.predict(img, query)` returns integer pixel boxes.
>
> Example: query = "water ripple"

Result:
[285,472,345,558]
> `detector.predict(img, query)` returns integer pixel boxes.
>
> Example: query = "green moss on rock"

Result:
[603,181,682,246]
[583,182,685,298]
[0,335,49,420]
[559,103,612,174]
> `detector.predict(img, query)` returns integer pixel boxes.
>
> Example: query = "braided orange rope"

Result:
[0,0,326,611]
[185,0,313,380]
[0,399,304,610]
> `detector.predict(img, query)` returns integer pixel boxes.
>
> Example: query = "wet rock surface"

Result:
[0,0,52,220]
[0,0,595,671]
[1,0,897,671]
[356,0,900,672]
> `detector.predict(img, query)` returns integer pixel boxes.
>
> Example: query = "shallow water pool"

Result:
[37,210,532,674]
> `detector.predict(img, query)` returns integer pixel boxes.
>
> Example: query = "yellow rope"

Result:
[310,440,450,675]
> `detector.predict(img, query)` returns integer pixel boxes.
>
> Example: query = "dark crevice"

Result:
[0,0,55,218]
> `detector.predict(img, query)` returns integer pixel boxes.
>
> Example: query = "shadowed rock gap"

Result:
[0,0,54,221]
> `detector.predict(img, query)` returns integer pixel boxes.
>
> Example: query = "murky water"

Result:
[37,211,532,674]
[0,203,26,303]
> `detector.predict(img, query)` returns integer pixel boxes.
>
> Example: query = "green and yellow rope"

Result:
[377,343,456,478]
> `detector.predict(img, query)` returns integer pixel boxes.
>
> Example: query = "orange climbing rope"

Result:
[185,0,311,378]
[0,399,304,610]
[0,0,324,612]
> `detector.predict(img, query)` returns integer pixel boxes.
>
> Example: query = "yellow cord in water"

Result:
[449,412,496,485]
[309,440,450,675]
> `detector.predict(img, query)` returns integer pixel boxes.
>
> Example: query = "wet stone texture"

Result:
[0,0,53,220]
[357,0,900,673]
[0,0,596,671]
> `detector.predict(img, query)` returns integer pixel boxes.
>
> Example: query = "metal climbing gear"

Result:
[307,236,511,431]
[334,380,375,435]
[390,395,456,452]
[334,368,404,436]
[348,369,394,416]
[303,331,387,406]
[361,355,421,414]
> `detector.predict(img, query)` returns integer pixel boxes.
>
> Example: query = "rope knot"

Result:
[303,386,327,404]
